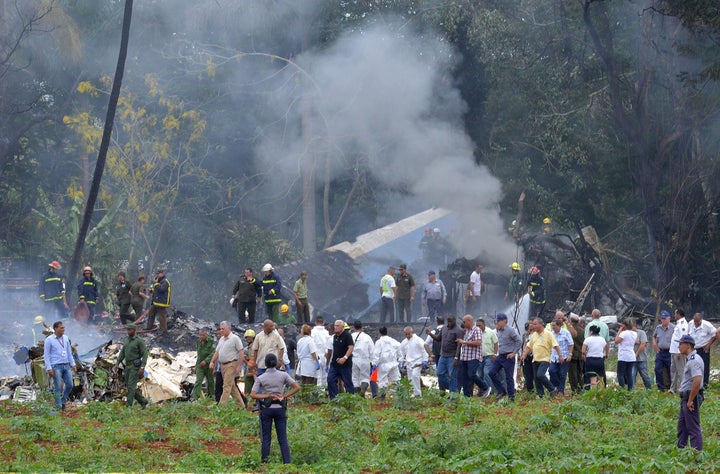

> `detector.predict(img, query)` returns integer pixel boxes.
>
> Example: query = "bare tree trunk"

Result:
[68,0,134,285]
[301,98,316,254]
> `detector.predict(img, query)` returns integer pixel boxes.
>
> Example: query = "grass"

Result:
[1,379,720,472]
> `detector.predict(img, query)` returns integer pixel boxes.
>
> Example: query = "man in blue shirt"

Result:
[43,321,76,410]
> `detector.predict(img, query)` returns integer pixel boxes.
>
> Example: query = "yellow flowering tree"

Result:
[63,74,209,273]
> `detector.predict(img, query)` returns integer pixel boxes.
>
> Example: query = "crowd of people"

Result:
[39,255,715,458]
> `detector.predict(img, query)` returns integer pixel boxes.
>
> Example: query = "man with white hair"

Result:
[326,319,355,399]
[400,326,429,397]
[209,321,245,407]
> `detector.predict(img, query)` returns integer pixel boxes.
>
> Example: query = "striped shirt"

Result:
[459,326,483,361]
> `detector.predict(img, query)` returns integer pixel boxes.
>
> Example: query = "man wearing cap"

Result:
[191,328,215,401]
[653,311,675,391]
[292,271,311,324]
[687,312,716,390]
[115,323,149,408]
[44,321,76,411]
[39,261,68,319]
[351,320,374,397]
[669,309,689,393]
[146,269,171,331]
[395,264,415,323]
[677,334,704,451]
[488,313,522,401]
[115,272,133,325]
[379,266,397,324]
[456,314,487,397]
[421,271,446,320]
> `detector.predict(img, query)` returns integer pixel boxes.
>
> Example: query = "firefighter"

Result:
[505,262,525,303]
[77,266,100,322]
[527,266,546,319]
[146,269,171,331]
[262,263,282,321]
[39,261,68,320]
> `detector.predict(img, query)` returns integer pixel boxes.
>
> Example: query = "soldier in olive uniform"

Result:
[191,328,216,400]
[116,323,149,408]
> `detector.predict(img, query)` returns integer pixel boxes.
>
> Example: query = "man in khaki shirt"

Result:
[250,319,285,374]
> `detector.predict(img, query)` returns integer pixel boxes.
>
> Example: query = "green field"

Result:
[1,379,718,473]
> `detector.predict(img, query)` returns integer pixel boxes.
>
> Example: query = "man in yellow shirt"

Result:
[520,317,563,398]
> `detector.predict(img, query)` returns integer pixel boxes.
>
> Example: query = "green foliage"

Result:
[2,385,720,471]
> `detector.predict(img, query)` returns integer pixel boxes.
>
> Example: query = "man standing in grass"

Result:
[191,328,215,400]
[677,334,704,451]
[520,317,563,398]
[115,323,149,409]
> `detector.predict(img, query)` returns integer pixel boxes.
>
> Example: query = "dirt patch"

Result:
[205,438,244,456]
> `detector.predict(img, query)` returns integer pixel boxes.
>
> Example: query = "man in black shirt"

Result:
[326,319,355,399]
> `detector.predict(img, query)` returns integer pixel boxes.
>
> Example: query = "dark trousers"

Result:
[457,359,485,397]
[119,303,132,323]
[296,298,310,324]
[695,347,710,389]
[237,301,257,324]
[568,357,584,393]
[489,354,516,399]
[522,355,535,392]
[426,299,443,319]
[549,361,569,394]
[380,297,395,323]
[327,363,354,399]
[655,350,671,390]
[584,357,605,388]
[677,394,703,451]
[617,360,635,390]
[146,304,167,331]
[124,366,148,407]
[532,361,554,397]
[530,302,545,319]
[396,298,412,323]
[45,300,66,320]
[214,371,223,403]
[260,407,291,463]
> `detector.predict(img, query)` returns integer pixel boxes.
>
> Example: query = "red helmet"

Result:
[49,261,61,270]
[83,266,92,273]
[530,266,540,275]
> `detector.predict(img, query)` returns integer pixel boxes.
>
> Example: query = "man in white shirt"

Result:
[399,326,429,397]
[379,266,397,324]
[311,316,330,386]
[688,312,717,390]
[467,263,484,315]
[351,320,375,397]
[669,309,689,392]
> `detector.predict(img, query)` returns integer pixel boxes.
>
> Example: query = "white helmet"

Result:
[262,263,273,272]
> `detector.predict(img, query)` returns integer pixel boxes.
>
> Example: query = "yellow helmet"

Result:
[543,217,551,225]
[510,262,521,271]
[34,315,45,325]
[244,329,256,338]
[280,304,289,313]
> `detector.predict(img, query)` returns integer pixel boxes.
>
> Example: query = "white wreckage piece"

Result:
[140,348,197,403]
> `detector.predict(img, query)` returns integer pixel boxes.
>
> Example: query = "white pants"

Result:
[352,358,371,386]
[406,363,422,396]
[378,363,400,388]
[316,361,327,387]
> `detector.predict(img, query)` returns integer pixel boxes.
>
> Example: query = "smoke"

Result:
[254,23,518,269]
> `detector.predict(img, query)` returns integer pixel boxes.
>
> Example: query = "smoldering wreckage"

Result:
[0,208,700,406]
